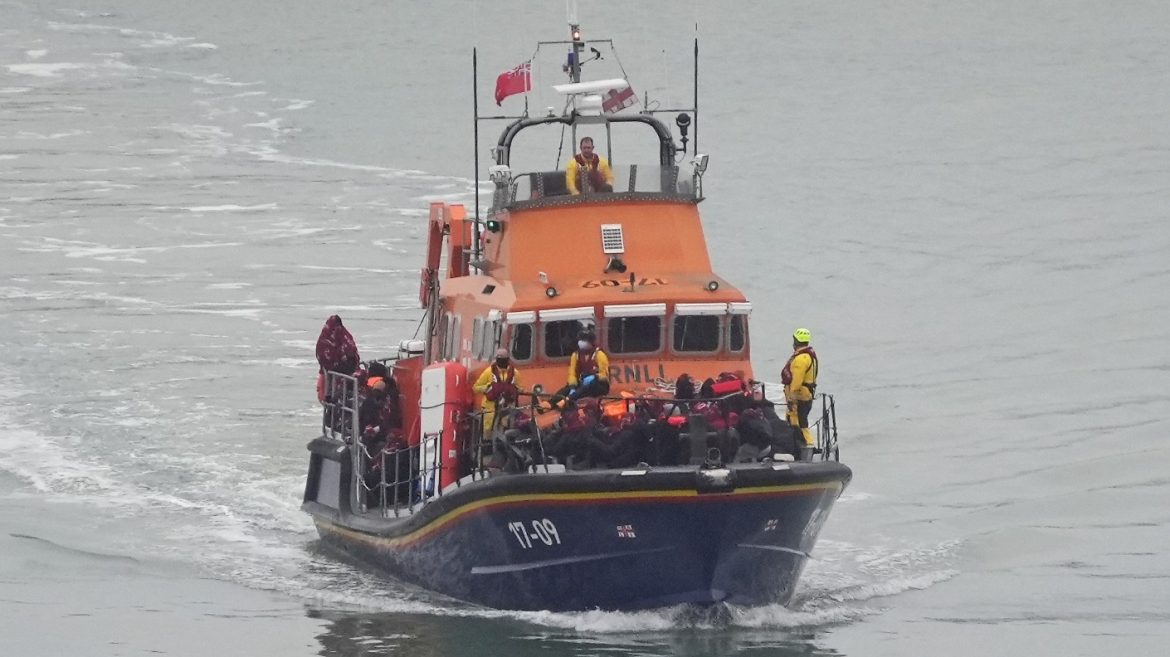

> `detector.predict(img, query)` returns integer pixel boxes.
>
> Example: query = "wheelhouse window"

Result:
[607,316,662,354]
[673,315,720,352]
[729,314,747,352]
[445,315,460,360]
[472,318,484,359]
[510,324,533,362]
[544,319,586,359]
[481,318,501,359]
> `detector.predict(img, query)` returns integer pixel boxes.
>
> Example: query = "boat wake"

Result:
[502,539,959,633]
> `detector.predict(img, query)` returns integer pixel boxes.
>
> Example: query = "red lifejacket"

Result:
[485,363,518,402]
[709,377,744,397]
[781,346,818,388]
[576,348,600,379]
[491,363,516,384]
[574,153,606,191]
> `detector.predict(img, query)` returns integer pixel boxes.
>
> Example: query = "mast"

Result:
[693,35,699,156]
[567,0,583,83]
[472,48,482,267]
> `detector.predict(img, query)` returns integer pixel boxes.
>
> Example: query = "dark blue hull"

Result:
[304,442,851,611]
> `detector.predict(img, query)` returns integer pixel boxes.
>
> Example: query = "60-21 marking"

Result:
[507,519,561,549]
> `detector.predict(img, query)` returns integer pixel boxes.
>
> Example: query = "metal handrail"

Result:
[812,393,840,462]
[322,372,843,519]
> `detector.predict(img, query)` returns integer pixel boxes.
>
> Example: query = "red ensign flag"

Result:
[495,62,531,105]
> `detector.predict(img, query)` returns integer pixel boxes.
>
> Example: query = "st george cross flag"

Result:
[602,85,637,113]
[495,62,531,105]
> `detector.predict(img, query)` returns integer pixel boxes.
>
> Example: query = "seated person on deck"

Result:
[565,137,613,195]
[552,329,610,405]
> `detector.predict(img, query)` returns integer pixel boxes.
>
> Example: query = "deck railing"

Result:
[812,393,840,462]
[319,372,843,517]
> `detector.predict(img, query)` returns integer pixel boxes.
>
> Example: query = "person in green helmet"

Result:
[781,327,818,455]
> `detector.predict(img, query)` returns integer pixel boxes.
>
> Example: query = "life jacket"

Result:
[602,391,635,423]
[781,346,818,393]
[576,348,600,379]
[485,363,518,402]
[574,153,606,191]
[490,363,516,384]
[692,400,731,431]
[709,374,745,397]
[562,398,600,432]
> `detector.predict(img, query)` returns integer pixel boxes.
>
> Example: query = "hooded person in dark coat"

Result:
[316,314,360,375]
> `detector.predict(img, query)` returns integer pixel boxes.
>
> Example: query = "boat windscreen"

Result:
[607,316,662,354]
[509,164,690,203]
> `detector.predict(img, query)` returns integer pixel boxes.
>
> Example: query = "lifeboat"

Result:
[302,19,850,612]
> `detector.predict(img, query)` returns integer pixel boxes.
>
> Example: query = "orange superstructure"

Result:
[417,155,752,400]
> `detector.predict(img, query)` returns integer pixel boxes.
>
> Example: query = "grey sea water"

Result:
[2,1,1168,655]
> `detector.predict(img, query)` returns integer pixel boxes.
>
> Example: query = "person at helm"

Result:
[565,137,614,195]
[782,327,819,455]
[562,328,610,400]
[473,347,522,434]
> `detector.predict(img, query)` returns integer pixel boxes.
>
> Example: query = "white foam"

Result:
[0,87,33,94]
[0,381,132,502]
[512,608,672,632]
[281,339,317,350]
[296,264,402,274]
[252,150,468,184]
[244,118,285,132]
[182,203,277,212]
[173,306,265,319]
[45,21,197,54]
[793,537,961,612]
[280,98,313,111]
[6,62,87,77]
[0,426,121,496]
[12,129,88,140]
[189,73,260,88]
[18,239,244,261]
[25,49,48,60]
[272,225,366,239]
[239,357,315,369]
[142,35,194,48]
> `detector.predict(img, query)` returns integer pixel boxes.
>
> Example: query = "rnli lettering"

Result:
[581,278,669,288]
[507,519,561,549]
[608,363,667,384]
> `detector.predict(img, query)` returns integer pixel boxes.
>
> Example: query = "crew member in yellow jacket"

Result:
[565,137,614,195]
[552,329,611,406]
[473,348,521,433]
[781,327,819,450]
